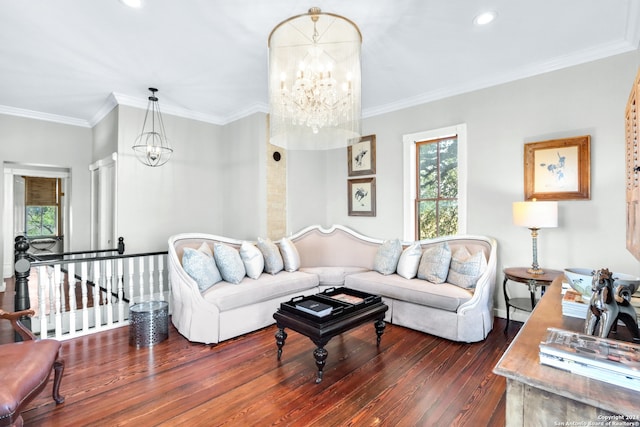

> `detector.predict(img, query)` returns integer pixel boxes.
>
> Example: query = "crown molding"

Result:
[363,38,638,119]
[222,102,269,123]
[112,92,227,125]
[0,104,91,128]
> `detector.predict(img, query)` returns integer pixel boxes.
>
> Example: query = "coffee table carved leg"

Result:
[375,320,386,345]
[313,346,328,383]
[275,327,287,361]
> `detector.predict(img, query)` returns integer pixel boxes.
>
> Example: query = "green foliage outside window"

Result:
[26,206,57,237]
[417,137,458,239]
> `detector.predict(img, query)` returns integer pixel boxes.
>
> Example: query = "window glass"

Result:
[26,206,57,237]
[416,136,458,239]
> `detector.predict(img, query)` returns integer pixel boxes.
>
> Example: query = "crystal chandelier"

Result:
[268,7,362,150]
[132,88,173,167]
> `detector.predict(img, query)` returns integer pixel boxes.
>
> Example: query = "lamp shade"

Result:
[512,201,558,228]
[268,7,362,150]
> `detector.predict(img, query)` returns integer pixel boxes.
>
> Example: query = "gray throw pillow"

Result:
[417,242,451,284]
[373,239,402,275]
[213,242,246,284]
[278,237,300,272]
[257,237,284,274]
[182,246,222,292]
[396,242,423,279]
[240,241,264,279]
[447,247,487,289]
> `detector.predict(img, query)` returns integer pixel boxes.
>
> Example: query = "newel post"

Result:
[118,237,125,255]
[14,235,32,341]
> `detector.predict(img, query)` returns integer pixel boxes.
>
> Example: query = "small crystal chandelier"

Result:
[268,7,362,150]
[132,88,173,167]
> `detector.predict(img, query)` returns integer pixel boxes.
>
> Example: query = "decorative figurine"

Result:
[585,268,640,342]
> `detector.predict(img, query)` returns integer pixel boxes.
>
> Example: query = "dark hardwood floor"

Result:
[2,278,522,426]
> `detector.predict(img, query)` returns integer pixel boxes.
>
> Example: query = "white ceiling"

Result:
[0,0,638,128]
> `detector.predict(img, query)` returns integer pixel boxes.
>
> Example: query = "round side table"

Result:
[503,267,563,332]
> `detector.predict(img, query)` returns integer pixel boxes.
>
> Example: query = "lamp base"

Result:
[527,267,545,275]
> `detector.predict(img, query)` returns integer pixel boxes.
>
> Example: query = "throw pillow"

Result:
[373,239,403,275]
[396,242,423,279]
[239,241,264,279]
[213,243,246,284]
[182,246,222,292]
[447,247,488,289]
[278,237,300,272]
[257,237,284,274]
[417,242,452,284]
[197,241,213,257]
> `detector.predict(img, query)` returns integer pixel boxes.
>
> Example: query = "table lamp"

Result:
[512,200,558,275]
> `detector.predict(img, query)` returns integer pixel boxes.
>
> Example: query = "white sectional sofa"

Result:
[168,225,497,345]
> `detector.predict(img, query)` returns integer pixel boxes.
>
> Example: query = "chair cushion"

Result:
[0,339,61,423]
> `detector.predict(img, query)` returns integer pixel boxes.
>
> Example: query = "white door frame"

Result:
[89,153,118,250]
[3,164,71,279]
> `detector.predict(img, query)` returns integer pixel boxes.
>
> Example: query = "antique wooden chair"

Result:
[0,309,64,427]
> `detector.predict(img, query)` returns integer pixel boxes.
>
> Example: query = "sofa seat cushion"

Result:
[202,271,319,311]
[345,271,473,312]
[299,266,369,286]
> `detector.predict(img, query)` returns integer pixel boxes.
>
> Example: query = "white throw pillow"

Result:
[373,239,403,275]
[239,241,264,279]
[278,237,300,272]
[197,241,213,257]
[257,237,284,274]
[182,246,222,292]
[396,242,422,279]
[447,247,487,289]
[417,242,452,284]
[213,242,246,284]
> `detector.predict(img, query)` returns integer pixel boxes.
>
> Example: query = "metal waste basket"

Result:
[129,301,169,348]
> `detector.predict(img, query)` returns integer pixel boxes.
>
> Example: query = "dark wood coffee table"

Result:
[273,287,388,383]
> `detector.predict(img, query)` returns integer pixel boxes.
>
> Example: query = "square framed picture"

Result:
[348,177,376,216]
[348,135,376,176]
[524,135,591,201]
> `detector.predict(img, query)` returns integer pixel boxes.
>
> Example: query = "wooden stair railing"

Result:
[12,236,169,341]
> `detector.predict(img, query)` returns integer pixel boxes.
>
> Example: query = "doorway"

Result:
[2,163,71,279]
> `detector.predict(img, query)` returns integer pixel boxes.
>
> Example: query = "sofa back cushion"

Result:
[292,227,381,269]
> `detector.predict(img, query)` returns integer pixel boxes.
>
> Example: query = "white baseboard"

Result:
[494,307,530,324]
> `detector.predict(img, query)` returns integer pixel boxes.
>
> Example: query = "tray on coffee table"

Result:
[279,287,381,322]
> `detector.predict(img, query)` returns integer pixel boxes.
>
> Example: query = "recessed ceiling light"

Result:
[473,11,497,26]
[120,0,143,8]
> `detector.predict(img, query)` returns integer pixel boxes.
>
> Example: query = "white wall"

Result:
[220,113,269,240]
[0,115,92,278]
[114,105,224,254]
[286,50,640,318]
[92,107,118,162]
[288,149,331,233]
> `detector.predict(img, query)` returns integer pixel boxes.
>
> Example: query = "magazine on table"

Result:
[539,328,640,380]
[295,299,332,317]
[329,293,364,305]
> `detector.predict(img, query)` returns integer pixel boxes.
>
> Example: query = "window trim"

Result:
[402,123,468,241]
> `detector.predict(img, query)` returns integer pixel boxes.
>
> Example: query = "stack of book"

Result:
[295,299,332,317]
[561,288,589,319]
[539,328,640,391]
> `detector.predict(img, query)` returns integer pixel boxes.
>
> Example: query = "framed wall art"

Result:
[524,135,591,201]
[348,177,376,216]
[348,134,376,176]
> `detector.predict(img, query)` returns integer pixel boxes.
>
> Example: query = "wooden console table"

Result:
[494,275,640,426]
